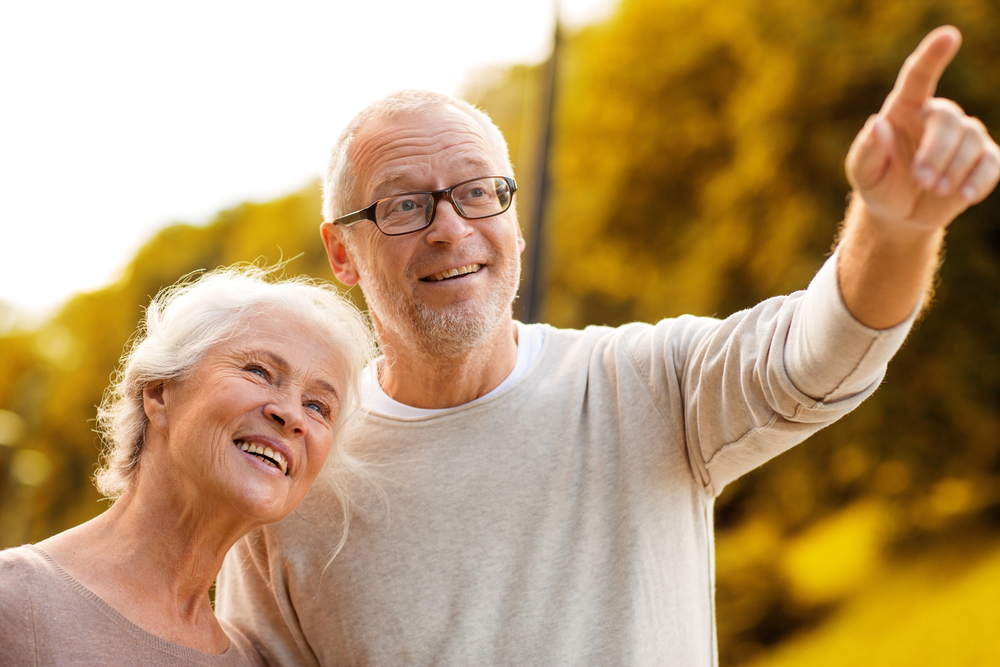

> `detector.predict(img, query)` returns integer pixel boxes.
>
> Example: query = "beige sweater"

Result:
[217,254,914,666]
[0,545,264,666]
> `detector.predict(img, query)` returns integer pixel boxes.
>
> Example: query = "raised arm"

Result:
[838,26,1000,329]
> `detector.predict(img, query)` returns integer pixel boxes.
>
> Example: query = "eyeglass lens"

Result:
[374,177,512,235]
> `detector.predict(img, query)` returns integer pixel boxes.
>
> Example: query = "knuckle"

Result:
[967,116,988,134]
[972,158,999,186]
[925,98,963,122]
[984,150,1000,172]
[941,98,963,114]
[983,142,1000,163]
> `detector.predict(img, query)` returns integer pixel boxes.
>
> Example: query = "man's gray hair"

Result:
[94,266,377,501]
[322,90,514,224]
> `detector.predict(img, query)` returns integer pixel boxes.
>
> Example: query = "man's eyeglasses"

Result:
[332,175,517,237]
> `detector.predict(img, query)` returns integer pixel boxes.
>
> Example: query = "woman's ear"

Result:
[143,382,169,435]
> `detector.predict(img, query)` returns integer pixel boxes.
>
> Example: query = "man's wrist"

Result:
[836,196,944,330]
[846,195,947,246]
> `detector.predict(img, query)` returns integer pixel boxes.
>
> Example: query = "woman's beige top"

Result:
[0,545,264,666]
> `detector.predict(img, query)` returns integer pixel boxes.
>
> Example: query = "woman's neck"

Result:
[38,477,255,654]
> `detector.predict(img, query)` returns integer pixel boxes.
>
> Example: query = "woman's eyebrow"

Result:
[315,380,340,399]
[245,349,290,371]
[249,349,340,398]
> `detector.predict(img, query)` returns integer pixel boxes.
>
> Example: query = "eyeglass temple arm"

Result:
[332,207,374,227]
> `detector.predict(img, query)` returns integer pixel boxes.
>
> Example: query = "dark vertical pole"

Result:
[520,5,561,324]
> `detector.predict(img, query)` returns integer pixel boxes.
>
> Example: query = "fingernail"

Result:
[915,166,935,187]
[961,184,977,201]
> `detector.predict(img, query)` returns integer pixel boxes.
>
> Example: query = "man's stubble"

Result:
[353,240,521,359]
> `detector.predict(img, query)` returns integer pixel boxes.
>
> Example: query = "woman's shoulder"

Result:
[0,545,265,666]
[0,543,45,561]
[0,545,49,663]
[0,543,52,583]
[0,545,65,624]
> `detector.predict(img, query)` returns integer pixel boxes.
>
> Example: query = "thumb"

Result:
[846,115,896,191]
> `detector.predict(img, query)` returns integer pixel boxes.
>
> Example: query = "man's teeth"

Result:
[237,441,288,475]
[426,263,481,282]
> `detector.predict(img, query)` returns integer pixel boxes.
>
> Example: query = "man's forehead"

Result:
[351,106,499,198]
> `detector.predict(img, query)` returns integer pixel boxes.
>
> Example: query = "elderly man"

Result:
[217,27,999,666]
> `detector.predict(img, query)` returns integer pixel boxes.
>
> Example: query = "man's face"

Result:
[325,106,525,355]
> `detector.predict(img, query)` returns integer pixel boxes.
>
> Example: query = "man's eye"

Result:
[392,199,418,213]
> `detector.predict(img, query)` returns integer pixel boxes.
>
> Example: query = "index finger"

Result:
[882,26,962,117]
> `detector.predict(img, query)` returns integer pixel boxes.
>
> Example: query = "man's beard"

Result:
[355,247,520,358]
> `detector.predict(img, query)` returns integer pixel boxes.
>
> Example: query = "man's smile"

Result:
[421,263,483,282]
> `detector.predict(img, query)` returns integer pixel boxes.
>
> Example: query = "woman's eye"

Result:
[392,199,417,213]
[305,401,328,416]
[246,365,268,379]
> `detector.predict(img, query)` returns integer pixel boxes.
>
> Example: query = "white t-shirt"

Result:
[360,321,546,417]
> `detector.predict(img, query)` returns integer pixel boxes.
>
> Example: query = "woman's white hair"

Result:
[94,266,377,534]
[322,89,514,225]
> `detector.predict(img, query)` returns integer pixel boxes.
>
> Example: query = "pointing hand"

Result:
[846,26,1000,230]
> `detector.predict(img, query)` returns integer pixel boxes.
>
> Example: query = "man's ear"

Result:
[321,222,361,286]
[516,225,526,254]
[143,382,169,436]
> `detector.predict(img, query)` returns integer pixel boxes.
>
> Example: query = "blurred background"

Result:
[2,0,999,664]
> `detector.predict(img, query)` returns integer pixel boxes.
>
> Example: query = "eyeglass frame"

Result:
[330,175,518,237]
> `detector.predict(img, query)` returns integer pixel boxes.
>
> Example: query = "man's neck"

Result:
[376,318,519,409]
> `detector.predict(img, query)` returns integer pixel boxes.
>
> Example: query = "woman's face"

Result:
[153,309,347,524]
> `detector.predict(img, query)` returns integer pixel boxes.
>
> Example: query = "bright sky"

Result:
[0,0,615,321]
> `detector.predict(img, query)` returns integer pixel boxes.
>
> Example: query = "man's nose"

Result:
[425,199,474,245]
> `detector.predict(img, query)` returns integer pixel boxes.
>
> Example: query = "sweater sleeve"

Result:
[625,250,915,497]
[216,530,321,667]
[784,249,915,401]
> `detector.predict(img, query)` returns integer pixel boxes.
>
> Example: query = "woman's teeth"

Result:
[426,263,481,282]
[237,440,288,475]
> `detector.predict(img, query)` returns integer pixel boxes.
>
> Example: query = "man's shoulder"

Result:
[532,317,710,358]
[530,320,653,347]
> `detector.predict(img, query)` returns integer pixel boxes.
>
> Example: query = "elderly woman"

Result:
[0,267,375,665]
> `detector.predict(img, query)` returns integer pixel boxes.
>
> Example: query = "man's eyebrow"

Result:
[369,174,410,201]
[368,159,499,201]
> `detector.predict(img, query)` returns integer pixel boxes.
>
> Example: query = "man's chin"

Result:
[407,302,509,355]
[362,262,520,357]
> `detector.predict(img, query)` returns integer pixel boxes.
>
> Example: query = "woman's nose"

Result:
[264,396,305,434]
